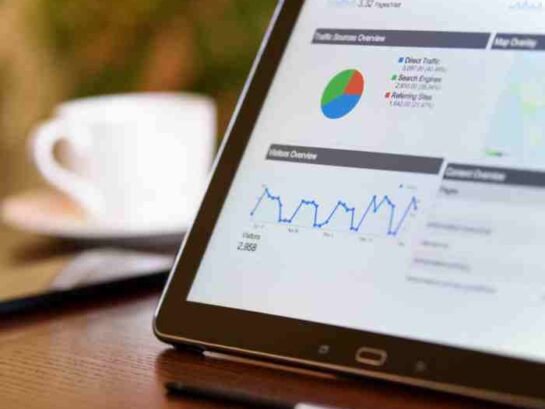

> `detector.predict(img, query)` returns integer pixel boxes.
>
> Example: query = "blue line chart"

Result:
[250,186,419,237]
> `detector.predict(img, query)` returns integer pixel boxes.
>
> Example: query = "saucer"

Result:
[1,189,187,246]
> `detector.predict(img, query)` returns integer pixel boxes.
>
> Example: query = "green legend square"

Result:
[391,74,398,80]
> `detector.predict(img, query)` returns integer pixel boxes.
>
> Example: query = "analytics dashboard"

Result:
[188,0,545,363]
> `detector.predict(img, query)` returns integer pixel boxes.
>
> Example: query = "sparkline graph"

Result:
[250,186,419,237]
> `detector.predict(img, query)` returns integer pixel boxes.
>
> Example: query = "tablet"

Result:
[154,1,545,406]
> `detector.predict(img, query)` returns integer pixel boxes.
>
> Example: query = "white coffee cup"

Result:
[31,93,216,230]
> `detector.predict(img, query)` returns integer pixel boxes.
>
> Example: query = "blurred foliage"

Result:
[37,0,276,127]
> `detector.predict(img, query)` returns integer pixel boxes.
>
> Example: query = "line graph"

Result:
[250,186,419,237]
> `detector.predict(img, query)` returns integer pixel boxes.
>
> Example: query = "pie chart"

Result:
[321,69,365,119]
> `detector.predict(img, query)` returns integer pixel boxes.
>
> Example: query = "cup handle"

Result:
[31,119,105,217]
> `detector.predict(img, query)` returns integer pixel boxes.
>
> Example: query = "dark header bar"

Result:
[444,163,545,188]
[492,33,545,51]
[312,29,490,49]
[266,144,443,175]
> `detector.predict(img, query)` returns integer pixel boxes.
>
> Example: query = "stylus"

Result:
[165,381,343,409]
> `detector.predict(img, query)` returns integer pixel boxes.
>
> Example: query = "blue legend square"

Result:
[398,57,405,63]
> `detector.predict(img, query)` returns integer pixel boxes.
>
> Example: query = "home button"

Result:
[355,347,388,367]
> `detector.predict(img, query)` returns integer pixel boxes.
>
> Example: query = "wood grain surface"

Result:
[0,291,501,409]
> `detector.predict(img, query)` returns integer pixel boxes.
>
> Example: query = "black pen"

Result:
[165,381,343,409]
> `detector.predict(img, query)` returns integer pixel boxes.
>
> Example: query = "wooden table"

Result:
[0,221,501,409]
[1,290,506,409]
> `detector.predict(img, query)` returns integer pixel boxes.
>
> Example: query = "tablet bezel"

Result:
[154,1,545,406]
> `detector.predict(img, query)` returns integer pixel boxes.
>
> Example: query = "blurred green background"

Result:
[0,0,276,200]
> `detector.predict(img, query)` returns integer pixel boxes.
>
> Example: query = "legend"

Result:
[385,56,448,110]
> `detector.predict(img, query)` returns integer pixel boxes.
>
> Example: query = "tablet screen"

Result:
[188,0,545,364]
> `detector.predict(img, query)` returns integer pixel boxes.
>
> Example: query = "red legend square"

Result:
[385,92,391,99]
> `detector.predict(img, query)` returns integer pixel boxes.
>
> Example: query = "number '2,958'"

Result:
[237,242,258,252]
